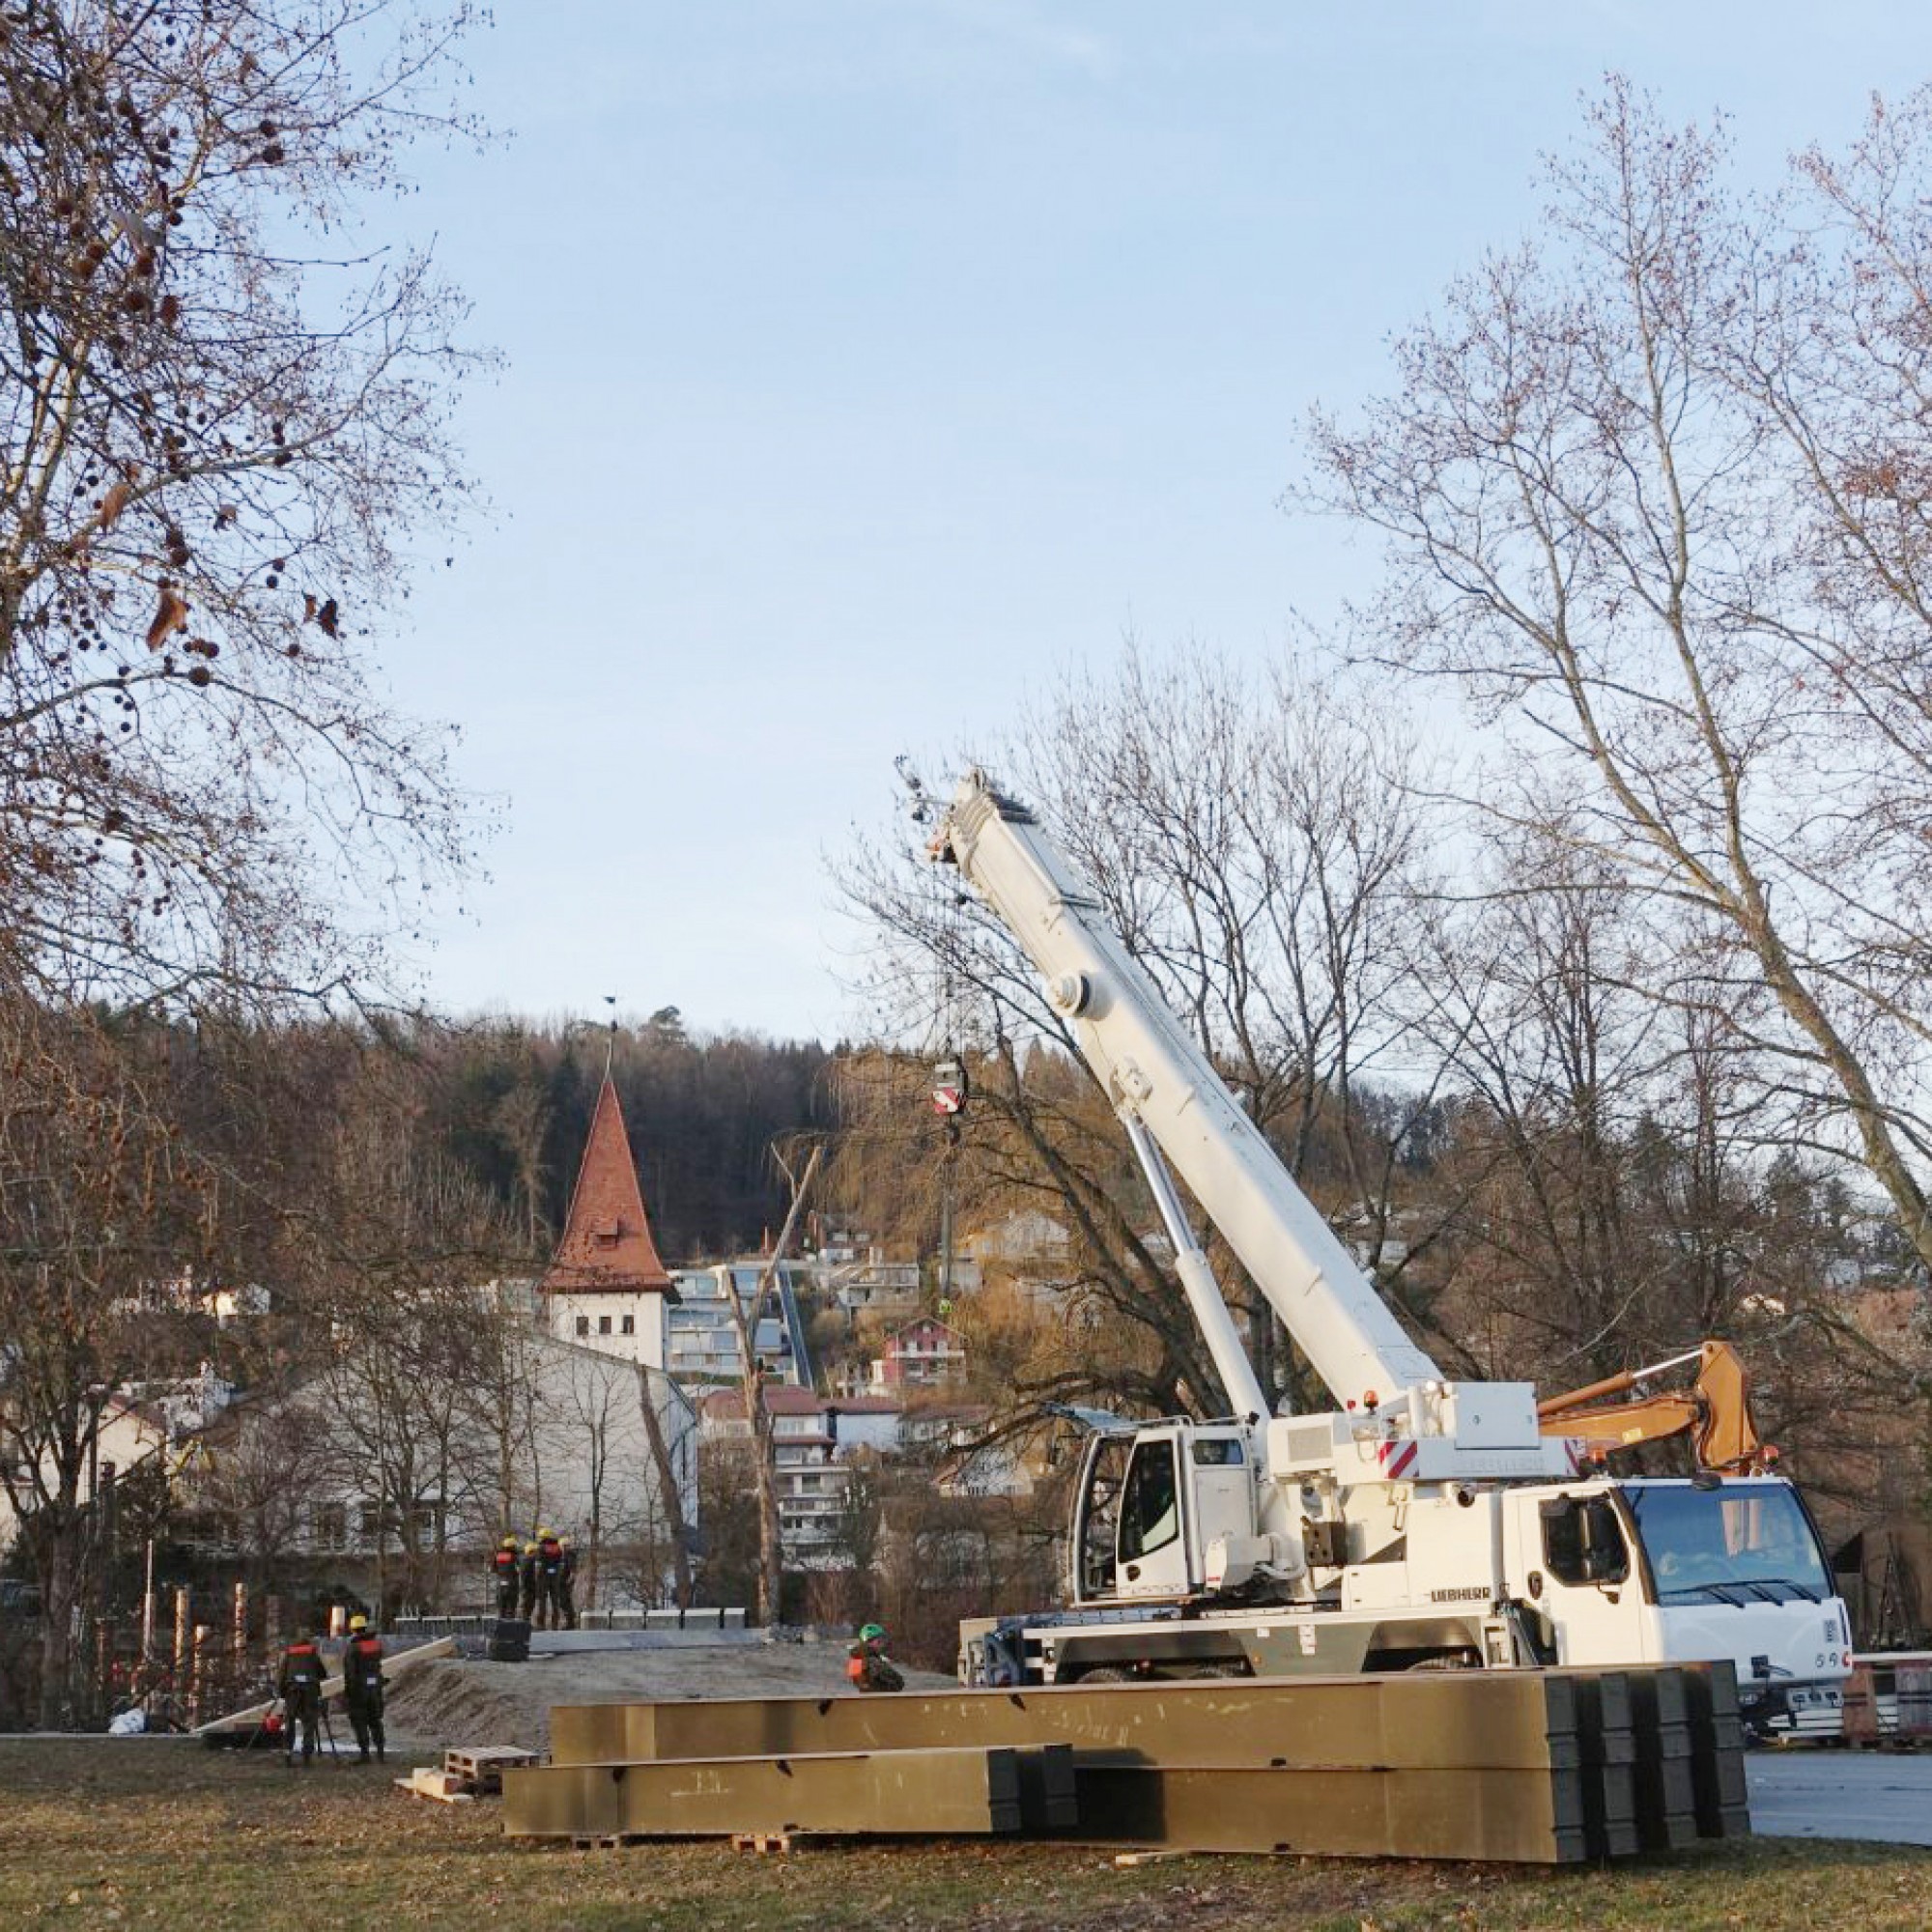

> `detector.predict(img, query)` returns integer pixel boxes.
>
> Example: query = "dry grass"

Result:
[0,1739,1928,1931]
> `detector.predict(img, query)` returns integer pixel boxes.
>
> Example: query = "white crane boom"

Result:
[936,769,1442,1417]
[937,767,1848,1723]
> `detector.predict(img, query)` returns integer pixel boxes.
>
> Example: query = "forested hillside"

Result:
[423,1009,838,1264]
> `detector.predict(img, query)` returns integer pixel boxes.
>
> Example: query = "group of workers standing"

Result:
[275,1615,385,1766]
[272,1541,897,1768]
[491,1527,578,1629]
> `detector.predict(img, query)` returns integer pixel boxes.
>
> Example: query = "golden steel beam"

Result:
[503,1746,1028,1840]
[1061,1763,1588,1862]
[532,1667,1741,1861]
[1679,1661,1750,1839]
[549,1673,1583,1774]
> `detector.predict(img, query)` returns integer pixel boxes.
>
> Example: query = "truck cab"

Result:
[1504,1476,1850,1731]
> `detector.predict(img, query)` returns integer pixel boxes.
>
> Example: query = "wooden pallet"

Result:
[731,1833,798,1854]
[395,1768,476,1804]
[444,1745,542,1793]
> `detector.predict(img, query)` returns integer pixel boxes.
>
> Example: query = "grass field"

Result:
[1,1739,1929,1931]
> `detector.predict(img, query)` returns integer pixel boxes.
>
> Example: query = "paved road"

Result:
[1747,1750,1932,1846]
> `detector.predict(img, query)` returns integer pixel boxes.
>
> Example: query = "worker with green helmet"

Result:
[846,1621,904,1694]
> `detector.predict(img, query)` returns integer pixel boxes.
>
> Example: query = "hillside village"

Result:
[0,1056,1083,1723]
[7,1016,1931,1733]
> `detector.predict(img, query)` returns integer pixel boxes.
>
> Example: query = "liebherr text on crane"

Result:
[928,767,1849,1737]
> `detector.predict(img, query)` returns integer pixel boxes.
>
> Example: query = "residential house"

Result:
[664,1261,813,1391]
[699,1384,902,1567]
[0,1385,184,1566]
[959,1208,1076,1315]
[870,1316,967,1391]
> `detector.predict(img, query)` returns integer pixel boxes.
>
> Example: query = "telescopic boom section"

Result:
[935,771,1443,1416]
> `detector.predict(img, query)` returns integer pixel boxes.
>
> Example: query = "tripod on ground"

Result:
[318,1696,346,1764]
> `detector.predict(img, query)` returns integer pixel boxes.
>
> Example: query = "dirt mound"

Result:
[385,1638,955,1752]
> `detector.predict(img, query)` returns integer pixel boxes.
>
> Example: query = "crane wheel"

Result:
[1077,1666,1134,1684]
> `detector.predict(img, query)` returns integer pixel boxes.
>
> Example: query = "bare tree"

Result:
[300,1064,521,1610]
[560,1347,625,1614]
[0,1,489,1007]
[0,1000,213,1724]
[1299,76,1932,1273]
[717,1143,821,1626]
[635,1363,692,1609]
[838,652,1437,1418]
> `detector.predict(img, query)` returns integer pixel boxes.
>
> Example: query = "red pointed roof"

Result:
[539,1075,676,1297]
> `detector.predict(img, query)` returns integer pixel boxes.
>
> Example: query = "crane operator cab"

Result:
[1072,1420,1263,1605]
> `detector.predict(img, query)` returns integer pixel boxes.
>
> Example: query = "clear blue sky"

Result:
[380,2,1930,1042]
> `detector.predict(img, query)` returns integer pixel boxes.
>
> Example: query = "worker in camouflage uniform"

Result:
[555,1536,579,1630]
[846,1622,904,1694]
[491,1535,522,1617]
[534,1527,564,1630]
[519,1539,540,1622]
[276,1631,327,1764]
[341,1613,386,1763]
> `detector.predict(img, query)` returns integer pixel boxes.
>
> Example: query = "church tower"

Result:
[540,1073,678,1366]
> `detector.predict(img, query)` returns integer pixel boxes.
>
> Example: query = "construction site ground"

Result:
[4,1738,1932,1932]
[377,1632,960,1753]
[5,1645,1930,1929]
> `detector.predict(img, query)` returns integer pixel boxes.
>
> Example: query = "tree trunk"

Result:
[636,1368,692,1609]
[722,1145,822,1627]
[752,1373,784,1628]
[35,1503,80,1730]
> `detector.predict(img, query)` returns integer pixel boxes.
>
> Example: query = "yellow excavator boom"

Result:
[1536,1340,1768,1474]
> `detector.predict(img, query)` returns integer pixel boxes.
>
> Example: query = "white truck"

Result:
[930,767,1850,1735]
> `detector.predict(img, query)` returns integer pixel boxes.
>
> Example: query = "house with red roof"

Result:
[869,1315,967,1390]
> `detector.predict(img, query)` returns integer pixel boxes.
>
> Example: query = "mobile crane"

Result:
[930,768,1849,1736]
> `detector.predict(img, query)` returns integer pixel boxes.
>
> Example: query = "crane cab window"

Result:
[1076,1436,1130,1599]
[1191,1437,1244,1466]
[1542,1495,1630,1587]
[1119,1439,1181,1561]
